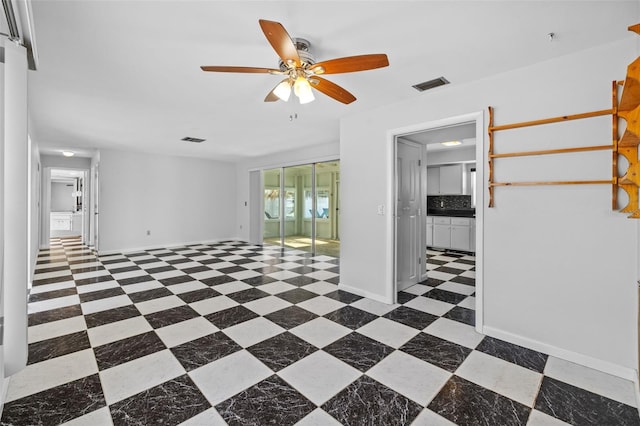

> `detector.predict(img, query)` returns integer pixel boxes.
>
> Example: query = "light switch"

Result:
[377,204,385,215]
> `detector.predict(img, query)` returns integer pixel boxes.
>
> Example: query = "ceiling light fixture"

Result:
[441,141,462,147]
[62,151,75,157]
[273,80,292,102]
[293,76,315,104]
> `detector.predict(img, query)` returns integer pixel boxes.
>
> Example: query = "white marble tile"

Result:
[35,261,68,270]
[72,269,111,281]
[167,280,208,295]
[28,316,87,344]
[5,349,98,402]
[276,262,305,270]
[189,350,272,406]
[526,410,572,425]
[303,270,338,281]
[367,350,451,406]
[461,270,476,279]
[456,351,543,407]
[356,317,419,348]
[190,270,223,280]
[278,351,361,405]
[29,294,81,314]
[190,295,238,316]
[290,317,352,348]
[427,271,457,281]
[544,356,637,407]
[266,270,301,281]
[99,350,185,405]
[209,261,237,270]
[410,409,456,426]
[457,296,476,310]
[308,262,335,270]
[223,317,285,347]
[424,318,484,349]
[178,407,227,426]
[61,406,114,426]
[404,296,454,316]
[87,316,153,347]
[244,295,292,316]
[174,261,202,270]
[151,270,187,280]
[350,298,399,316]
[80,295,132,315]
[211,281,252,295]
[75,280,119,294]
[134,295,185,315]
[403,284,431,295]
[294,409,342,426]
[155,317,219,348]
[301,281,339,295]
[33,269,73,280]
[111,270,146,280]
[256,281,297,295]
[297,296,345,316]
[228,270,261,280]
[121,280,164,294]
[436,281,476,295]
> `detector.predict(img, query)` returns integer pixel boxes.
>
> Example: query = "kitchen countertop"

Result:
[427,209,476,218]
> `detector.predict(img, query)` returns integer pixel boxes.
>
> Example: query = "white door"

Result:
[93,164,99,252]
[396,140,422,291]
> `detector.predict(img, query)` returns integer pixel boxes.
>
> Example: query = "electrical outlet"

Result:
[146,230,151,236]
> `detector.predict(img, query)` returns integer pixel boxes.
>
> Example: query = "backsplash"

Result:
[428,195,472,210]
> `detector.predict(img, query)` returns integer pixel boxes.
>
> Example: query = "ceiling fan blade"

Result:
[200,65,281,74]
[310,76,356,104]
[310,54,389,74]
[259,19,300,67]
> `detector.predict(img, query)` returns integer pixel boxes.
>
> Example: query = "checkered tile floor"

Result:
[2,237,638,425]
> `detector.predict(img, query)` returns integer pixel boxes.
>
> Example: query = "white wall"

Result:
[40,154,91,169]
[235,142,339,242]
[341,37,639,377]
[427,146,475,165]
[50,181,74,212]
[98,148,237,253]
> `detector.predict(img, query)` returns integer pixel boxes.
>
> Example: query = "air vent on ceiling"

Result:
[181,137,205,143]
[412,77,450,92]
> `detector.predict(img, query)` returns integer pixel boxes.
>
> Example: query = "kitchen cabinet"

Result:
[426,216,434,246]
[427,215,475,252]
[427,164,463,195]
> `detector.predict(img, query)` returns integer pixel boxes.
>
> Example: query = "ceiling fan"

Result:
[200,19,389,105]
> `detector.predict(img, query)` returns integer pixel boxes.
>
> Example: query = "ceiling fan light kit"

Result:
[201,19,389,105]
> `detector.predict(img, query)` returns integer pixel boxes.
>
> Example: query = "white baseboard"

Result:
[97,238,239,256]
[338,282,392,305]
[483,325,637,381]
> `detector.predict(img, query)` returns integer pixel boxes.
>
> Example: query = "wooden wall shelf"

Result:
[487,23,640,218]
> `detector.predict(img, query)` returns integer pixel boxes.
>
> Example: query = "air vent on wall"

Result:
[181,137,205,143]
[412,77,450,92]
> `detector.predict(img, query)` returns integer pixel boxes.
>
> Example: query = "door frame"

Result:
[388,111,485,333]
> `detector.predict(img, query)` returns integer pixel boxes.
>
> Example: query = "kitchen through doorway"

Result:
[48,168,88,242]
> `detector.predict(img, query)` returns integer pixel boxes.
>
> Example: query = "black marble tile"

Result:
[242,275,278,286]
[255,266,283,274]
[476,336,548,373]
[218,265,248,274]
[28,331,91,364]
[322,375,422,425]
[32,274,74,286]
[276,288,319,304]
[451,275,475,286]
[67,258,98,265]
[429,375,530,426]
[324,332,394,372]
[133,257,160,265]
[535,376,640,426]
[117,274,154,286]
[144,305,200,329]
[226,288,271,304]
[177,288,220,304]
[125,252,149,258]
[397,291,418,304]
[74,274,115,286]
[247,332,317,371]
[424,288,468,305]
[171,332,242,371]
[324,306,378,330]
[93,331,166,370]
[383,306,438,330]
[109,265,142,275]
[283,276,318,287]
[159,274,194,286]
[443,306,476,326]
[84,305,142,328]
[28,304,83,326]
[181,265,212,274]
[200,275,236,286]
[128,287,173,303]
[264,306,318,330]
[78,287,125,303]
[400,333,471,372]
[146,265,176,274]
[167,257,191,265]
[154,252,177,258]
[205,305,259,329]
[110,374,210,425]
[426,258,448,265]
[216,375,315,426]
[287,266,316,275]
[455,258,475,265]
[0,374,105,426]
[33,265,70,274]
[230,258,255,265]
[28,287,78,302]
[324,276,340,285]
[199,257,225,265]
[324,290,363,304]
[101,258,129,265]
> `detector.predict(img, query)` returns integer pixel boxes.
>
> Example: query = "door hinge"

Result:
[418,159,422,167]
[418,257,422,264]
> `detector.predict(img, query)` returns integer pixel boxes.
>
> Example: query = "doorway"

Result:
[47,168,88,242]
[262,161,340,257]
[391,112,484,330]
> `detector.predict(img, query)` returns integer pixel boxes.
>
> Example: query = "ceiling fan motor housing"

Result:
[278,38,315,71]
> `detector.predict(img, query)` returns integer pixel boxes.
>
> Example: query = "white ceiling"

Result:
[27,1,639,162]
